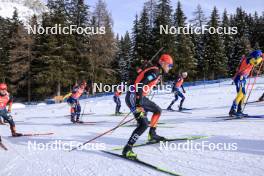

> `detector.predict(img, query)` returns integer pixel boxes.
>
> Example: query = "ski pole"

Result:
[110,111,132,134]
[243,61,263,112]
[149,47,164,63]
[70,89,160,152]
[150,92,155,100]
[70,116,134,152]
[80,101,88,121]
[245,67,254,93]
[111,87,157,133]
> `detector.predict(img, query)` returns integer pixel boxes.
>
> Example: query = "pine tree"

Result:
[0,17,11,82]
[118,32,133,82]
[135,6,152,62]
[7,9,33,96]
[130,14,141,81]
[21,15,38,102]
[31,0,73,99]
[112,34,121,81]
[258,12,264,51]
[144,0,158,28]
[189,4,207,79]
[66,0,90,54]
[245,13,255,47]
[250,12,264,51]
[65,0,92,83]
[90,0,117,83]
[152,0,175,55]
[204,7,228,79]
[222,9,234,77]
[173,1,197,80]
[230,7,252,76]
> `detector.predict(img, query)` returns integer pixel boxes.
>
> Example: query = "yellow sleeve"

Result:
[63,93,72,100]
[250,57,263,66]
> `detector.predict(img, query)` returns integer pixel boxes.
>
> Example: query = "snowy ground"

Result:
[1,77,264,176]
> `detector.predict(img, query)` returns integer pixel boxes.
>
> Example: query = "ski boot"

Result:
[0,118,4,125]
[179,99,184,111]
[229,108,238,117]
[178,106,183,111]
[75,118,83,123]
[167,106,174,111]
[237,104,248,117]
[11,126,22,137]
[236,110,248,118]
[70,115,76,123]
[229,108,243,118]
[148,127,166,143]
[115,112,122,116]
[122,144,137,159]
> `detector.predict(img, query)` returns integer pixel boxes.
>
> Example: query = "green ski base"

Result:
[102,150,181,176]
[112,136,208,151]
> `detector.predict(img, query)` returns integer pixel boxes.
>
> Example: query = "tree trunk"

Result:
[27,45,31,103]
[57,82,61,96]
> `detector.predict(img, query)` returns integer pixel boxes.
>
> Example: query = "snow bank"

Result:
[37,103,47,106]
[12,103,26,109]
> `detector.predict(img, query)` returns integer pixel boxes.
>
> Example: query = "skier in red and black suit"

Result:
[0,83,22,137]
[113,87,122,115]
[123,54,174,159]
[167,72,188,111]
[67,81,87,123]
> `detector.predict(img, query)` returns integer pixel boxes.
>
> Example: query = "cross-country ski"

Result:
[0,137,8,151]
[0,142,8,151]
[111,136,208,150]
[10,132,54,137]
[102,150,181,176]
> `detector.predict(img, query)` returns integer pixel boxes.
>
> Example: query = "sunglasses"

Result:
[168,64,173,69]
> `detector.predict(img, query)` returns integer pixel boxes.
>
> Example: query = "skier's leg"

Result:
[127,116,149,146]
[230,90,243,116]
[0,117,3,124]
[123,110,148,158]
[70,107,75,122]
[113,96,119,114]
[178,91,185,110]
[230,77,244,116]
[125,91,136,113]
[0,110,21,136]
[75,102,81,122]
[167,93,178,110]
[67,97,76,122]
[141,97,165,142]
[123,91,149,158]
[117,97,121,113]
[237,79,247,115]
